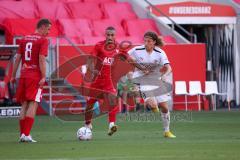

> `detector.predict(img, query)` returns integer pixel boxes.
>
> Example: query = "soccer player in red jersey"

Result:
[11,19,51,143]
[83,27,121,136]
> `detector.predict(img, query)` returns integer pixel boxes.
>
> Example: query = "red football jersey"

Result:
[92,40,119,81]
[17,33,48,79]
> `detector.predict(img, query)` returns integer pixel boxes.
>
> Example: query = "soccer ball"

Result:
[77,127,92,141]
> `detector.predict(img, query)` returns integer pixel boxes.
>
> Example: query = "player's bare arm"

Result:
[84,56,99,82]
[160,64,172,76]
[159,64,172,82]
[11,54,22,83]
[119,53,150,73]
[39,54,46,87]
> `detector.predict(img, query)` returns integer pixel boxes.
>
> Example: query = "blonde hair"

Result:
[144,31,164,47]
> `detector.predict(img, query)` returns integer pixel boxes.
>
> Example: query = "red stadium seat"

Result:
[2,19,59,44]
[57,19,93,37]
[51,37,83,45]
[35,1,72,19]
[0,0,37,26]
[57,0,81,2]
[82,36,105,44]
[163,35,177,44]
[101,2,137,21]
[67,2,103,20]
[117,36,143,45]
[233,0,240,4]
[92,19,126,37]
[123,19,161,37]
[83,0,116,3]
[82,36,142,45]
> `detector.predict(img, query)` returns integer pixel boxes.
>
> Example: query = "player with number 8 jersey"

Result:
[19,33,48,79]
[11,19,52,143]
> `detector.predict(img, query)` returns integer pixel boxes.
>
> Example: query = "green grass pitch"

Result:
[0,111,240,160]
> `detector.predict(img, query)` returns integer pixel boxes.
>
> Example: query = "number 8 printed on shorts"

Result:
[25,42,32,61]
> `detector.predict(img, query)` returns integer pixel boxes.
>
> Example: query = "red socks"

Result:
[20,117,34,136]
[108,106,118,123]
[85,99,119,124]
[19,119,25,135]
[85,99,95,125]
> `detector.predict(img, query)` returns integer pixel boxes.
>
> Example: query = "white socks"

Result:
[161,111,170,132]
[109,122,115,128]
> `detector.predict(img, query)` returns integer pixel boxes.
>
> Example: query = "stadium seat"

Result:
[58,0,81,2]
[123,19,160,37]
[57,19,93,37]
[101,2,137,21]
[82,36,142,45]
[117,36,143,45]
[67,2,103,20]
[92,19,126,36]
[204,81,226,111]
[51,37,83,45]
[35,1,72,19]
[2,19,59,44]
[0,0,36,25]
[82,36,105,45]
[233,0,240,4]
[174,81,189,111]
[189,81,203,111]
[83,0,116,3]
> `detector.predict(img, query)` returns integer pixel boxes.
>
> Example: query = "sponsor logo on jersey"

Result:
[103,57,114,65]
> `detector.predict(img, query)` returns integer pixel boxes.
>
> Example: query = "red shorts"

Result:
[91,78,117,95]
[16,78,43,103]
[87,79,117,108]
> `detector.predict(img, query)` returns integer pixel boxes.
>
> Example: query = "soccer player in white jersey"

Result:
[128,31,176,138]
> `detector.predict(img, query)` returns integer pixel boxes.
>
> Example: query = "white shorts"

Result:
[155,93,171,103]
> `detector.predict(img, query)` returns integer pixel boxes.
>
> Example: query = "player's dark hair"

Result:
[106,26,115,31]
[37,19,51,29]
[144,31,164,47]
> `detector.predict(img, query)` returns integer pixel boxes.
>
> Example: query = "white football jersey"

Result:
[128,45,170,78]
[127,45,172,103]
